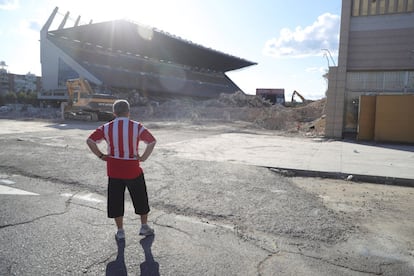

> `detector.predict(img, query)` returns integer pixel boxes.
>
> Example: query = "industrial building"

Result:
[39,7,256,104]
[325,0,414,143]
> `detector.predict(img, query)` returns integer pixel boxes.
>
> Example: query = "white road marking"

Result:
[0,184,39,195]
[76,193,103,203]
[0,179,15,185]
[61,192,103,203]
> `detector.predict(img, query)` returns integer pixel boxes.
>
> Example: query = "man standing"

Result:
[86,99,156,241]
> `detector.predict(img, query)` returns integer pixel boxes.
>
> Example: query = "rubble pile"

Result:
[292,98,326,122]
[209,91,273,108]
[1,92,326,135]
[292,99,326,135]
[131,92,326,134]
[0,105,60,120]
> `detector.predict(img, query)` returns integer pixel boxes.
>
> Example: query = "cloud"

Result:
[264,13,340,58]
[29,21,42,32]
[18,19,41,37]
[0,0,18,10]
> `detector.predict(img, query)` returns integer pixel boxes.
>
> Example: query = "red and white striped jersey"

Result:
[88,117,156,179]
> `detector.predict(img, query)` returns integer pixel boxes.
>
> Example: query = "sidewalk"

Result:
[162,133,414,186]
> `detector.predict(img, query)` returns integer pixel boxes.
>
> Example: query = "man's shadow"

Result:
[139,234,160,276]
[106,238,127,276]
[105,235,159,276]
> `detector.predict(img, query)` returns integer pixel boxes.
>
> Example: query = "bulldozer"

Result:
[62,78,117,121]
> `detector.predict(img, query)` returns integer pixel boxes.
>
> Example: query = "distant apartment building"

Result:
[0,68,42,95]
[325,0,414,138]
[0,69,9,95]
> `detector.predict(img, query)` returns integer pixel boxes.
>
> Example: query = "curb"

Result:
[268,167,414,188]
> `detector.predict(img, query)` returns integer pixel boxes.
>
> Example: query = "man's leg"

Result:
[139,213,153,236]
[126,175,153,236]
[115,216,123,230]
[114,216,125,240]
[108,178,126,240]
[140,213,148,225]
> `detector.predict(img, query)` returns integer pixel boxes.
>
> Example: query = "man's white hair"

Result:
[113,99,130,116]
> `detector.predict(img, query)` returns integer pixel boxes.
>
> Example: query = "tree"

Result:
[17,91,27,104]
[4,92,17,103]
[26,91,39,106]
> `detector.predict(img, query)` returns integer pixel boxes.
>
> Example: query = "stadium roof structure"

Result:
[40,7,257,99]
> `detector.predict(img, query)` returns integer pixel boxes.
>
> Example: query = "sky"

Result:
[0,0,342,100]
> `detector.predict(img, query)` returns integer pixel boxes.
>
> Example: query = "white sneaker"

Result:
[139,224,154,236]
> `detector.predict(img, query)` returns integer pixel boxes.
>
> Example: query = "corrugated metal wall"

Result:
[347,11,414,71]
[347,71,414,92]
[348,29,414,70]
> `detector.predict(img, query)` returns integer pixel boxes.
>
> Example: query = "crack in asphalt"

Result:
[257,253,278,276]
[231,225,384,275]
[153,221,193,237]
[0,192,77,230]
[82,251,118,273]
[151,201,230,225]
[152,213,240,257]
[71,202,105,213]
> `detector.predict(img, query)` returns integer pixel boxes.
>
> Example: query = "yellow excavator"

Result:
[62,78,117,121]
[286,90,313,107]
[291,90,306,103]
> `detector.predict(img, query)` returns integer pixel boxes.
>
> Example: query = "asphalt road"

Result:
[0,119,413,275]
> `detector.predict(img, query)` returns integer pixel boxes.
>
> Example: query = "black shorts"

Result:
[107,174,150,218]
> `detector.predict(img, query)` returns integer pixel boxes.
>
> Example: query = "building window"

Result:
[361,0,369,15]
[379,0,387,13]
[353,0,361,16]
[347,71,414,93]
[352,0,413,16]
[369,0,378,14]
[409,0,414,11]
[397,0,406,12]
[388,0,396,13]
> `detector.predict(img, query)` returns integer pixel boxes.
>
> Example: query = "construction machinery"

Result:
[291,90,307,103]
[285,90,313,107]
[62,78,117,121]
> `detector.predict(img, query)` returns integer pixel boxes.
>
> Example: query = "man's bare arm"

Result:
[139,141,156,162]
[86,139,106,161]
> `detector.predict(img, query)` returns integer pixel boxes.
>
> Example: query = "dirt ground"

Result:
[287,177,414,274]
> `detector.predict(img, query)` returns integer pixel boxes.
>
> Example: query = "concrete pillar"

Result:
[325,0,352,138]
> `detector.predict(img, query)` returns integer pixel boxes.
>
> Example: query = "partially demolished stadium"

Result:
[40,7,256,102]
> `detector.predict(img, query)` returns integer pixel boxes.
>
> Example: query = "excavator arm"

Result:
[291,90,306,102]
